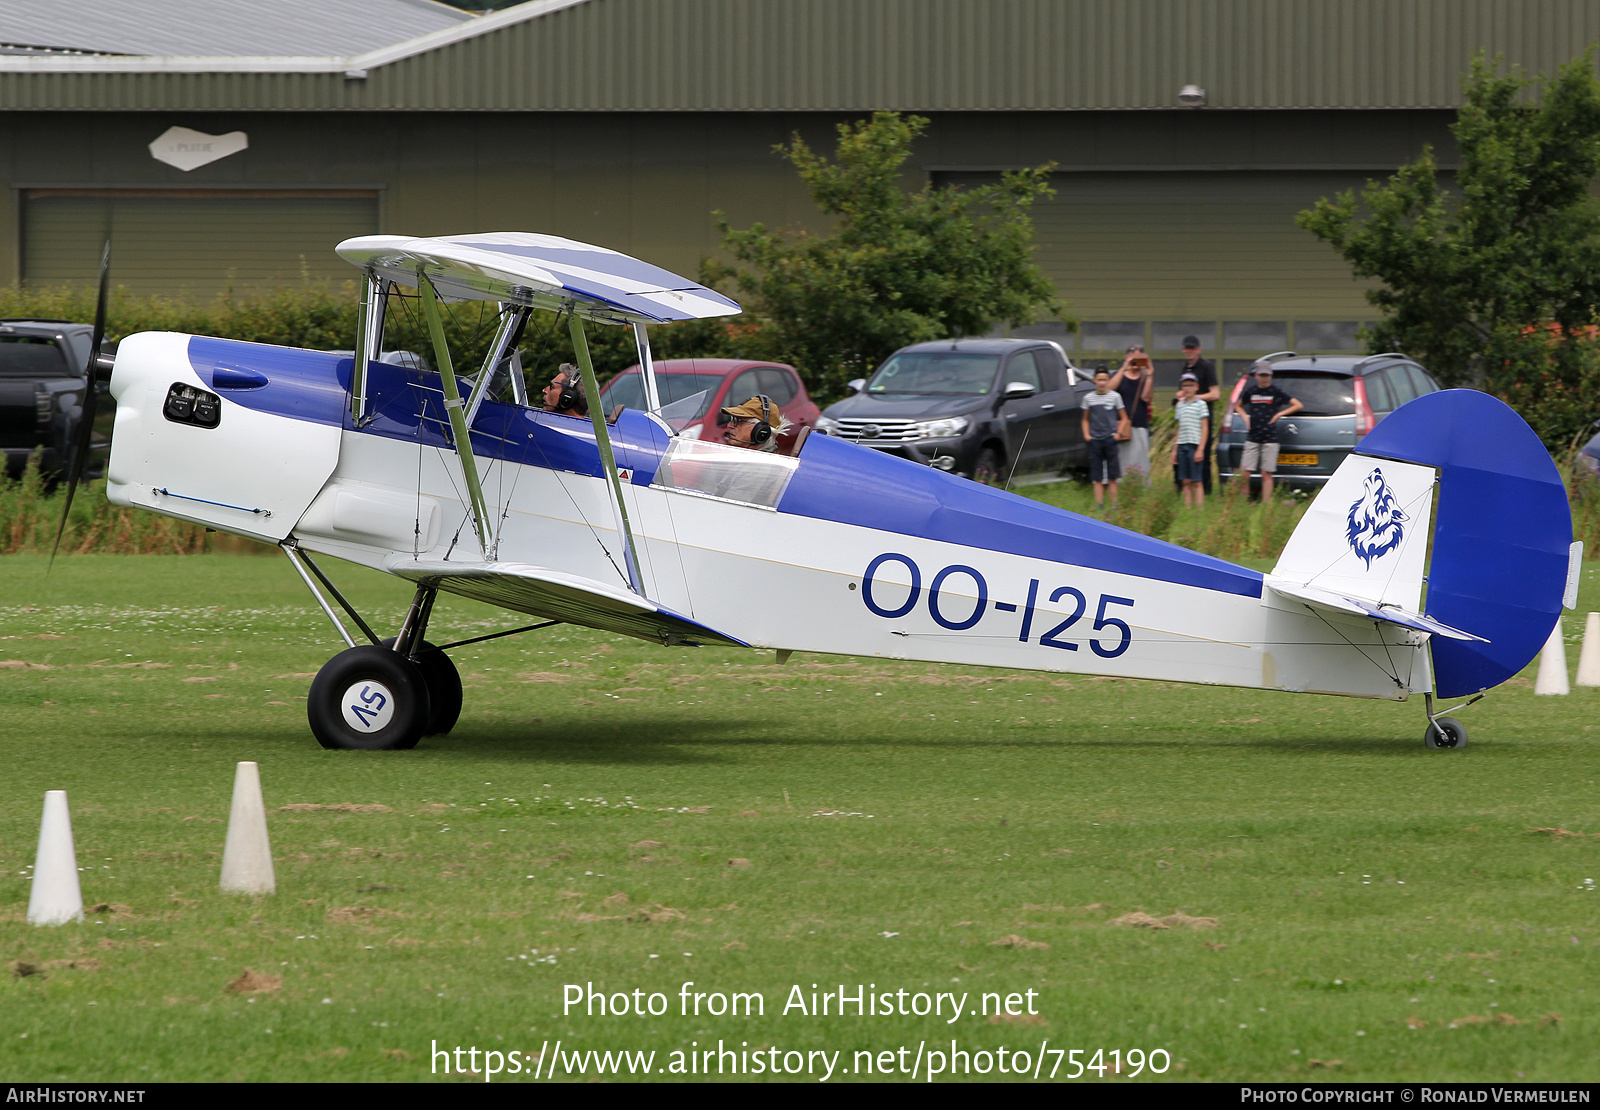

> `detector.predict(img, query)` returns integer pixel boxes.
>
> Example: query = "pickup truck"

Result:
[815,338,1093,483]
[0,319,112,483]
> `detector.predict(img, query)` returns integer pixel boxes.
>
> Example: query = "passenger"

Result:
[541,363,589,416]
[720,395,789,452]
[1231,360,1302,500]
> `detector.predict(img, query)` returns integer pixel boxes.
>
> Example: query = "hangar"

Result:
[1,0,1597,380]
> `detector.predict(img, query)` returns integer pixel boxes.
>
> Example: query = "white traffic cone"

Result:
[220,761,275,895]
[1577,612,1600,688]
[1535,619,1570,696]
[27,790,83,926]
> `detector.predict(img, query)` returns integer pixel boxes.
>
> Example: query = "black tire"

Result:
[973,447,1004,486]
[381,638,463,736]
[1424,716,1468,750]
[307,645,430,751]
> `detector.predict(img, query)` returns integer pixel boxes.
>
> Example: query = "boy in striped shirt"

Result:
[1171,372,1210,509]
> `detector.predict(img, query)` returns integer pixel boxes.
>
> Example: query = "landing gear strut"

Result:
[283,542,559,749]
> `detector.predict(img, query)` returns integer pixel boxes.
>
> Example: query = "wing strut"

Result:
[568,314,644,595]
[418,272,493,555]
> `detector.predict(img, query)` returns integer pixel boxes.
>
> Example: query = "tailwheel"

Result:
[1424,716,1468,750]
[307,645,431,751]
[381,637,462,736]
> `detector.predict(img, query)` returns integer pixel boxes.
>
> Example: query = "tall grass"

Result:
[0,452,210,556]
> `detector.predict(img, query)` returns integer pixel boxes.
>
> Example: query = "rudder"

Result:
[1357,389,1573,697]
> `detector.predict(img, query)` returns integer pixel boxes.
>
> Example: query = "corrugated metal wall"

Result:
[1,0,1596,111]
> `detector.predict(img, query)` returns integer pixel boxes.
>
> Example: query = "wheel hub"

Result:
[339,679,396,733]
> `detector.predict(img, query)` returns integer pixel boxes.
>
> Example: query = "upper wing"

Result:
[337,232,741,325]
[383,556,747,648]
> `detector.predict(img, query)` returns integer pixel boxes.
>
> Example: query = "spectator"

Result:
[1109,344,1154,479]
[1171,372,1210,509]
[1172,335,1219,494]
[1231,361,1302,500]
[1080,368,1130,510]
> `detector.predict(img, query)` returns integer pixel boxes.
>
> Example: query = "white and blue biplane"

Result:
[61,233,1580,750]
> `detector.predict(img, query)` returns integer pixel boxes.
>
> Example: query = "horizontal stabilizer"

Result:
[1266,579,1486,642]
[384,556,747,648]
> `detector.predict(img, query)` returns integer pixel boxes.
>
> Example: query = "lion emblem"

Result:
[1346,468,1407,567]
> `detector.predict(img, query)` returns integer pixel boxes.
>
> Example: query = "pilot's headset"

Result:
[551,364,582,413]
[748,394,776,446]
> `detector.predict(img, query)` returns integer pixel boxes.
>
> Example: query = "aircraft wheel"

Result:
[381,638,463,736]
[973,447,1004,486]
[1424,716,1468,750]
[307,645,430,751]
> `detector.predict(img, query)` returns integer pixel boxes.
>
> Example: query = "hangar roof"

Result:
[0,0,1595,113]
[0,0,470,58]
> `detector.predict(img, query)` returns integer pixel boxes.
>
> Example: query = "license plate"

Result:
[1277,453,1318,466]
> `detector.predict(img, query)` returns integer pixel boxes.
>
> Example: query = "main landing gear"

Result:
[281,542,553,751]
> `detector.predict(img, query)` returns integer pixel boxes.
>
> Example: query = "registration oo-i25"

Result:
[54,233,1580,750]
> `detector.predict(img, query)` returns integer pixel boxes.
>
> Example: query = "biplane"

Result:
[56,233,1580,750]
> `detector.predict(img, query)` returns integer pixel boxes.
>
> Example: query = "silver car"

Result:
[1218,353,1442,490]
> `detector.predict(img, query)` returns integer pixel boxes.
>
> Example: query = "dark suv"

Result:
[816,338,1094,483]
[1218,352,1442,490]
[0,319,111,482]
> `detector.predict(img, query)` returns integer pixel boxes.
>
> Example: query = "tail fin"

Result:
[1279,389,1573,698]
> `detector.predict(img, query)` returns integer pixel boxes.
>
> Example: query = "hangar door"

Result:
[935,171,1381,322]
[22,189,379,298]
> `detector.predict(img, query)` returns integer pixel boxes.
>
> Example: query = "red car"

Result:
[599,358,822,446]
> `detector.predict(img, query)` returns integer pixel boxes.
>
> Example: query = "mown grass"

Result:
[1,554,1598,1083]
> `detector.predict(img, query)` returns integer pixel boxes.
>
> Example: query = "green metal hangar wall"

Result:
[2,0,1597,379]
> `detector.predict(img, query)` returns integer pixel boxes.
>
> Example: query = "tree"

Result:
[716,112,1066,401]
[1297,53,1600,449]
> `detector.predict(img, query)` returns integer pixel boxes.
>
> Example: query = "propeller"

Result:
[50,243,111,566]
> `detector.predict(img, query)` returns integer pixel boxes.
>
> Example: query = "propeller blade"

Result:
[50,242,111,567]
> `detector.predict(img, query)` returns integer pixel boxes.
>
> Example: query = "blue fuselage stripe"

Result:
[190,335,1263,598]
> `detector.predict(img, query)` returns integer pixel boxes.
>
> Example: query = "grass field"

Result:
[2,553,1598,1084]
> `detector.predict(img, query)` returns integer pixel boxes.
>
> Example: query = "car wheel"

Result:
[973,447,1004,485]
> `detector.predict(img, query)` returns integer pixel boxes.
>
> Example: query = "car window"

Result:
[1384,365,1418,405]
[754,367,798,406]
[1400,364,1436,396]
[603,372,646,411]
[1270,372,1353,416]
[1023,348,1065,391]
[1003,351,1043,392]
[0,337,70,377]
[865,352,1000,396]
[726,370,764,408]
[1363,369,1396,412]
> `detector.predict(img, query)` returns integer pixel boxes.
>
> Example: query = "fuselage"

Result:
[107,331,1430,702]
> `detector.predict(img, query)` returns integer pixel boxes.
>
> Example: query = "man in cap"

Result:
[1230,360,1302,500]
[1172,334,1219,494]
[720,395,789,452]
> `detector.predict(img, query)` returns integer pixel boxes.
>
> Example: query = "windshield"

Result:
[0,337,70,377]
[603,371,726,413]
[865,352,999,396]
[1267,372,1354,417]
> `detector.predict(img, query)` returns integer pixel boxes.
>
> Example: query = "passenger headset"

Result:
[745,395,776,446]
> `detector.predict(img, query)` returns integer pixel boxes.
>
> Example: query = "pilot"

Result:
[541,363,589,417]
[720,395,789,452]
